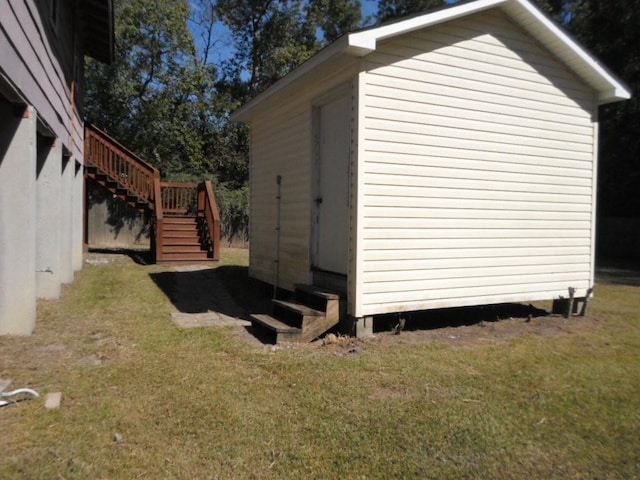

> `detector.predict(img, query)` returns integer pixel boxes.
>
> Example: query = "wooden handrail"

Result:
[153,175,164,262]
[84,124,159,204]
[198,180,221,261]
[84,125,222,263]
[160,182,198,215]
[86,124,158,173]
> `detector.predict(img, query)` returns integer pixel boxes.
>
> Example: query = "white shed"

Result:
[232,0,630,337]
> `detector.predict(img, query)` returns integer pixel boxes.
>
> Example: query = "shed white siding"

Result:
[248,59,356,289]
[356,10,597,316]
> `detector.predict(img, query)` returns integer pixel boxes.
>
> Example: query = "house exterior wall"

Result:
[248,58,357,290]
[0,0,91,333]
[0,0,84,159]
[355,10,597,317]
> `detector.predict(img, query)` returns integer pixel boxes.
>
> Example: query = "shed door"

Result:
[314,94,350,275]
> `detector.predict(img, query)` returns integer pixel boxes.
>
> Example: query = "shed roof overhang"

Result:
[232,0,630,122]
[82,0,114,64]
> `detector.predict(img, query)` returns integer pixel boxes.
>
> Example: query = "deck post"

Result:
[72,159,84,271]
[36,135,63,299]
[59,151,74,284]
[0,103,37,334]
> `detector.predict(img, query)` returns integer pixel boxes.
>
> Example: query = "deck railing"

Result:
[160,182,198,215]
[152,179,221,261]
[153,177,165,262]
[85,124,221,263]
[85,124,159,205]
[198,180,221,261]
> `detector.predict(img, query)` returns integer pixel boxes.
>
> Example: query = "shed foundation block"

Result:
[342,316,374,337]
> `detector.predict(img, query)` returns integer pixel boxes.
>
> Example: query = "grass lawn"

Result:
[1,249,638,479]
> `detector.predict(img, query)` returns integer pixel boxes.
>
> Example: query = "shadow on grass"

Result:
[149,265,273,317]
[148,261,551,341]
[596,262,640,287]
[88,248,154,265]
[373,303,549,334]
[150,264,551,339]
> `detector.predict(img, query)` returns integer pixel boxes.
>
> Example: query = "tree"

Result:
[377,0,445,23]
[308,0,366,44]
[214,0,317,99]
[560,0,640,217]
[526,0,639,218]
[189,0,367,239]
[85,0,207,177]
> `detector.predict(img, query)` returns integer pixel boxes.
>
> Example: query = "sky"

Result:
[190,1,456,68]
[362,0,378,19]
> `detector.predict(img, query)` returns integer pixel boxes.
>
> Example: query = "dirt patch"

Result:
[377,312,598,346]
[309,312,603,356]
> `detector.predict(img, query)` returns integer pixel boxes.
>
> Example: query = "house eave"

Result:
[82,0,114,64]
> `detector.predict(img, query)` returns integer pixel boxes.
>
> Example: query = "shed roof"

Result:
[232,0,630,121]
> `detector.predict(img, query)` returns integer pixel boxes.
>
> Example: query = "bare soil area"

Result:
[313,311,605,357]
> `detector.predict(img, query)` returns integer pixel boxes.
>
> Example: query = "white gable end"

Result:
[353,9,599,316]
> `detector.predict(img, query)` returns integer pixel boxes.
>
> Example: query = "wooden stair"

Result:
[85,165,151,214]
[84,124,221,265]
[251,284,343,343]
[158,215,212,264]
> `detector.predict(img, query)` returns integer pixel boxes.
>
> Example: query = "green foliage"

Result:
[560,0,640,217]
[215,182,250,242]
[85,0,206,177]
[308,0,367,44]
[376,0,445,23]
[212,0,367,98]
[214,0,317,98]
[84,0,638,243]
[523,0,640,217]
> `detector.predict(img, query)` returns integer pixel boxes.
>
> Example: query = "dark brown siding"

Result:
[0,0,84,158]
